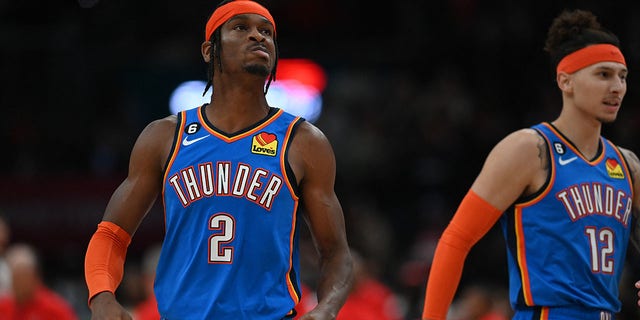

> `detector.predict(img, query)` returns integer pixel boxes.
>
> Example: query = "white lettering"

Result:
[169,174,189,206]
[557,191,576,220]
[182,167,201,201]
[260,176,282,209]
[581,184,594,214]
[247,169,267,201]
[593,184,603,213]
[556,182,631,226]
[570,186,586,217]
[200,163,214,196]
[217,162,231,195]
[233,165,250,196]
[605,186,614,216]
[168,162,285,210]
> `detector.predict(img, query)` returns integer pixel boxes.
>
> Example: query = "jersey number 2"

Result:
[585,227,614,274]
[209,214,235,263]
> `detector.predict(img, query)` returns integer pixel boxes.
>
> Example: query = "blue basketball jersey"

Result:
[500,122,633,314]
[157,105,304,319]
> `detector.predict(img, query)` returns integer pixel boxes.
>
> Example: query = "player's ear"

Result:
[201,41,214,62]
[556,72,573,93]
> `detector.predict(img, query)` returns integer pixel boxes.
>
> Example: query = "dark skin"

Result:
[88,13,353,320]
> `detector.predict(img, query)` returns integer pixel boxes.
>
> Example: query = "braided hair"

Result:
[202,0,279,97]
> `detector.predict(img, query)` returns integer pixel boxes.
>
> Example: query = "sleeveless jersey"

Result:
[157,105,304,319]
[500,122,634,314]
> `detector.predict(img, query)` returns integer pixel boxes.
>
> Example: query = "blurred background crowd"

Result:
[2,0,640,319]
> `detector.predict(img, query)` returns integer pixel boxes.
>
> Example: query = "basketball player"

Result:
[422,9,640,320]
[84,1,354,319]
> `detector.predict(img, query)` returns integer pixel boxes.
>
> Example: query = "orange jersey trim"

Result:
[541,122,605,165]
[162,111,187,227]
[285,203,300,305]
[281,116,301,305]
[512,127,557,306]
[198,107,285,142]
[514,206,534,306]
[539,307,550,320]
[280,117,301,199]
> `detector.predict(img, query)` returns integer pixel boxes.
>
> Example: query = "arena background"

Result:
[2,0,640,318]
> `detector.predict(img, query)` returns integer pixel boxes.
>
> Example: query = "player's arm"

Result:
[619,148,640,252]
[289,121,354,320]
[422,129,546,320]
[619,148,640,305]
[84,116,176,319]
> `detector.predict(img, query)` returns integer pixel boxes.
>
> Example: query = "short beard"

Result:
[597,115,618,124]
[244,64,270,77]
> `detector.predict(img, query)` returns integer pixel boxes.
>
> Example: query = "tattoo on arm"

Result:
[536,135,549,171]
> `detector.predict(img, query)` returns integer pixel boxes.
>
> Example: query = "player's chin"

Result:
[244,64,270,77]
[598,113,618,124]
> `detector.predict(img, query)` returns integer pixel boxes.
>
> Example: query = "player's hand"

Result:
[636,280,640,306]
[89,292,133,320]
[297,307,336,320]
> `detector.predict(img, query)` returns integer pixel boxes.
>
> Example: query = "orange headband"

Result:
[556,44,626,74]
[205,0,276,41]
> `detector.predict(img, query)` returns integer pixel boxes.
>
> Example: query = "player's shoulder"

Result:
[292,120,330,145]
[148,114,179,131]
[618,146,640,174]
[618,146,639,160]
[494,128,545,154]
[617,146,640,204]
[132,115,179,153]
[287,120,337,167]
[139,115,178,138]
[130,115,179,167]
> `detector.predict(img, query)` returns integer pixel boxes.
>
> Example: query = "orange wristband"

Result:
[422,189,503,320]
[84,221,132,305]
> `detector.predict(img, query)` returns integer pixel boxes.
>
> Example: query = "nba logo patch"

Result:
[605,158,624,179]
[251,132,278,156]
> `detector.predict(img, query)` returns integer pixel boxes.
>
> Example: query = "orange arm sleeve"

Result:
[84,221,132,305]
[422,189,503,320]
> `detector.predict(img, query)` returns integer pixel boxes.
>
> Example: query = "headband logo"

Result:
[556,44,626,74]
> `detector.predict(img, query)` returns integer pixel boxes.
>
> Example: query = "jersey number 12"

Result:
[585,227,614,273]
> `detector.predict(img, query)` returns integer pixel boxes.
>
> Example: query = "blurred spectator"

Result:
[0,243,77,320]
[448,283,511,320]
[0,215,11,297]
[336,250,403,320]
[295,249,403,320]
[132,243,162,320]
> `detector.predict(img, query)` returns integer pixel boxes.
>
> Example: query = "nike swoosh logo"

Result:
[182,135,210,146]
[558,156,578,166]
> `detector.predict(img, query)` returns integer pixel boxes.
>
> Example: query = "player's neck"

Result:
[551,117,602,159]
[205,93,271,134]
